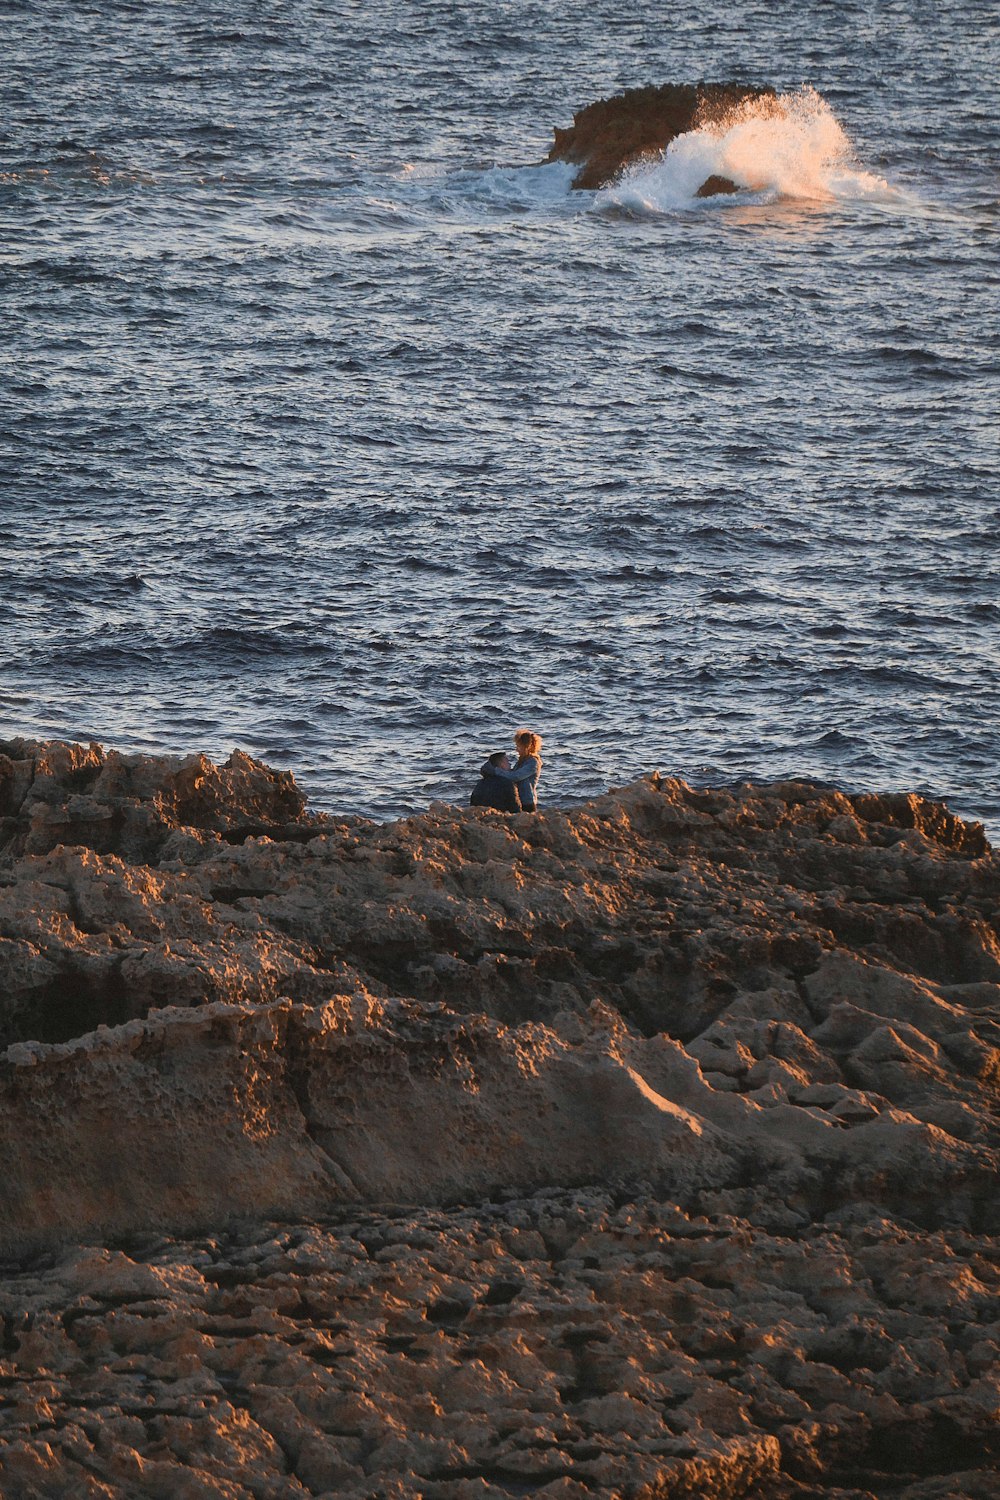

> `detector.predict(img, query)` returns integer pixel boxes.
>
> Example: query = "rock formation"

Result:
[0,737,997,1498]
[545,82,776,192]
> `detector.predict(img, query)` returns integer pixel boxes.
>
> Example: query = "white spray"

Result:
[596,87,893,211]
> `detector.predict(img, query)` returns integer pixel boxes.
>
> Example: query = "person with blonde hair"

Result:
[485,728,543,812]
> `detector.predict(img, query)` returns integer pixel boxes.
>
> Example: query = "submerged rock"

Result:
[696,172,741,198]
[546,81,775,191]
[0,738,997,1497]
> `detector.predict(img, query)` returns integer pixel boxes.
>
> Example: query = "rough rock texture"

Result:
[545,83,776,191]
[0,737,306,866]
[0,739,997,1497]
[1,1197,996,1500]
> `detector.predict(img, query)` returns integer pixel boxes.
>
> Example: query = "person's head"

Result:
[514,729,542,761]
[488,751,511,768]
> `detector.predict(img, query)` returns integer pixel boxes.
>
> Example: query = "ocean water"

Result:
[2,1,998,826]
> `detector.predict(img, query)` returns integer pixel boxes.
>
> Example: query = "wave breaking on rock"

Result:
[547,82,892,209]
[546,82,777,192]
[0,737,997,1498]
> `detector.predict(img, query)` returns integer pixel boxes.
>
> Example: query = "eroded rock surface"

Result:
[0,737,306,866]
[1,1197,997,1500]
[545,83,776,190]
[0,739,997,1497]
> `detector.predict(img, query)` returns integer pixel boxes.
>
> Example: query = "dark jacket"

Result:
[490,754,540,812]
[469,761,521,813]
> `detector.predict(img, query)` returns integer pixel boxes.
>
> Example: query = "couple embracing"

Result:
[469,729,543,814]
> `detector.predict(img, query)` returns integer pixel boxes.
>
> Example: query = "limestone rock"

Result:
[545,82,776,190]
[0,736,307,864]
[0,739,997,1497]
[0,1194,996,1499]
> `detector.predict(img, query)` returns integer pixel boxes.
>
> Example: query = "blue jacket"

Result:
[490,755,541,811]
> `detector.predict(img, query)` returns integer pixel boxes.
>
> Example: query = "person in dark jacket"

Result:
[469,752,521,812]
[488,729,543,812]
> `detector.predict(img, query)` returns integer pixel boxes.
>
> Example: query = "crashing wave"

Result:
[548,82,892,207]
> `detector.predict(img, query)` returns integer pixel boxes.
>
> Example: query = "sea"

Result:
[2,1,998,828]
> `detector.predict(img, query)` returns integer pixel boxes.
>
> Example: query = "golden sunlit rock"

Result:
[0,738,997,1497]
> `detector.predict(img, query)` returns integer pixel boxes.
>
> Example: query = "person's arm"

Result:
[492,757,537,783]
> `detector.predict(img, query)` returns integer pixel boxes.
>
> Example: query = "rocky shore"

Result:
[0,738,997,1498]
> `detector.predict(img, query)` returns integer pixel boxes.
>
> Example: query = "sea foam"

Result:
[596,87,893,211]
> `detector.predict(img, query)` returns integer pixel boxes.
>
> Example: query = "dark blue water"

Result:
[2,2,998,825]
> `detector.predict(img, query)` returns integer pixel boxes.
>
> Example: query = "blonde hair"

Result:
[514,729,542,760]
